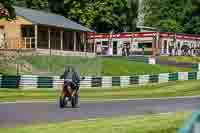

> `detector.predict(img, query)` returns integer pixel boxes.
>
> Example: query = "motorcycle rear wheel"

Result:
[59,96,65,108]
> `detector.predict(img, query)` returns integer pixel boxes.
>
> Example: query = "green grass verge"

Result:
[0,112,189,133]
[101,58,191,76]
[1,80,200,102]
[160,56,200,64]
[0,65,16,75]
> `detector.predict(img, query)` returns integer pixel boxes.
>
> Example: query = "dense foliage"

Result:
[144,0,200,34]
[15,0,138,33]
[0,0,16,20]
[3,0,200,34]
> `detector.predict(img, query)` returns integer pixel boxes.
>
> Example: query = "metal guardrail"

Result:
[0,71,199,89]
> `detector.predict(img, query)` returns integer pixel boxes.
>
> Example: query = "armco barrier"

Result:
[197,72,200,80]
[178,72,188,81]
[112,77,121,86]
[37,76,53,88]
[53,76,60,89]
[0,71,200,89]
[130,76,139,85]
[102,76,112,88]
[1,75,20,88]
[139,75,149,85]
[79,76,92,88]
[169,73,179,81]
[20,75,38,89]
[158,73,169,83]
[0,75,2,88]
[91,77,102,87]
[188,72,197,80]
[120,76,130,87]
[149,74,159,83]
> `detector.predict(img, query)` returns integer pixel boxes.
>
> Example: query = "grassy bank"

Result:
[1,80,200,102]
[160,56,200,63]
[19,55,102,76]
[1,55,191,76]
[101,58,190,76]
[0,112,189,133]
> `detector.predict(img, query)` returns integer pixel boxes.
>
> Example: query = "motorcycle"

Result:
[59,77,85,108]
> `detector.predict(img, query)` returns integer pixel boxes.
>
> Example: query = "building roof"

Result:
[14,6,93,32]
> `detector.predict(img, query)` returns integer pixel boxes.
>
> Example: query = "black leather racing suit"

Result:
[60,69,80,91]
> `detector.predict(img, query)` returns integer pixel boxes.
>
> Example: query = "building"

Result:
[0,6,95,57]
[88,32,200,56]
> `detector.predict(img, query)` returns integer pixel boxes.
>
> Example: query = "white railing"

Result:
[23,37,35,49]
[0,37,35,49]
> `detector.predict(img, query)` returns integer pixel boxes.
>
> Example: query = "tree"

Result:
[63,0,116,32]
[124,0,138,32]
[0,0,16,20]
[63,0,138,33]
[144,0,191,33]
[184,0,200,34]
[48,0,64,14]
[16,0,48,10]
[185,17,200,34]
[15,0,139,33]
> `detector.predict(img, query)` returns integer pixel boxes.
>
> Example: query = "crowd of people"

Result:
[96,42,200,57]
[168,46,200,56]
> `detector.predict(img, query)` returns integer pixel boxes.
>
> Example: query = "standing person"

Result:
[175,47,178,56]
[172,47,174,56]
[126,44,130,56]
[142,47,145,55]
[122,47,125,56]
[169,46,172,56]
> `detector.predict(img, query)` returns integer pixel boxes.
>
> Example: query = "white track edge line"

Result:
[1,95,200,104]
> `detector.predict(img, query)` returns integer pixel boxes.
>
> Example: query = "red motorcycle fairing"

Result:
[62,83,72,97]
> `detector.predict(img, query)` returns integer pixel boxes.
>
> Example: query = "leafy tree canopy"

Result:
[143,0,200,35]
[0,0,16,20]
[15,0,138,33]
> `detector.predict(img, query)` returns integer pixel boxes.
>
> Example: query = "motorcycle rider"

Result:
[60,66,80,97]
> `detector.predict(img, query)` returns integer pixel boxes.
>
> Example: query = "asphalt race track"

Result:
[0,97,200,128]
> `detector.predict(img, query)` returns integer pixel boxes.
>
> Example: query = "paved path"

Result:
[0,97,199,127]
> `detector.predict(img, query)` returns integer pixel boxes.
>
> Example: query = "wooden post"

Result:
[152,34,156,57]
[166,40,169,55]
[156,32,159,55]
[93,32,96,53]
[93,41,95,53]
[48,28,51,49]
[73,32,76,51]
[60,30,63,50]
[29,38,31,48]
[24,37,27,49]
[34,25,38,49]
[83,33,86,52]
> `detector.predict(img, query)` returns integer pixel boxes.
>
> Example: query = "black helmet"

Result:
[65,65,74,72]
